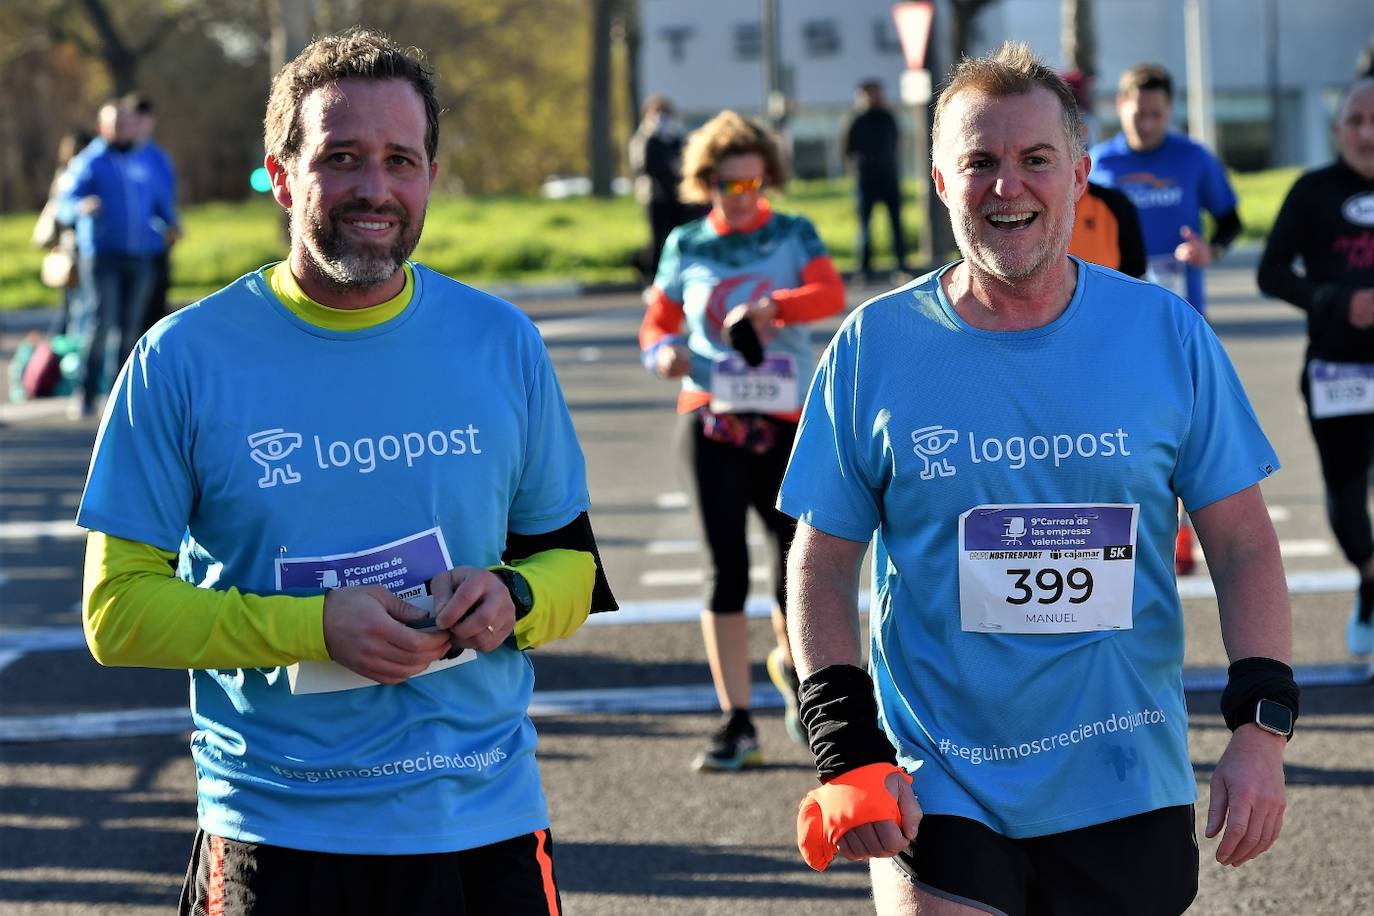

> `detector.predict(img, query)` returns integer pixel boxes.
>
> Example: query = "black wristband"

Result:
[797,663,898,781]
[1219,657,1300,733]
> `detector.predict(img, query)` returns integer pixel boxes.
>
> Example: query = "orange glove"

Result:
[796,762,913,871]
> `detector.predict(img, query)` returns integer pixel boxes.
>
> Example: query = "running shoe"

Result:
[767,646,807,747]
[692,714,762,772]
[1174,525,1196,576]
[1348,603,1374,657]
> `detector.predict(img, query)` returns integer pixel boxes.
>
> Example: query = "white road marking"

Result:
[576,347,602,362]
[639,566,769,588]
[1268,506,1291,522]
[532,310,635,339]
[1174,567,1358,600]
[588,593,870,625]
[655,492,689,509]
[0,627,87,652]
[647,536,762,555]
[0,562,1360,660]
[4,663,1367,742]
[0,519,83,540]
[1278,539,1333,558]
[0,650,21,673]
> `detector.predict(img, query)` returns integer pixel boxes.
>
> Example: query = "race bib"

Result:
[709,353,799,414]
[958,504,1138,634]
[1146,254,1188,298]
[275,527,476,694]
[1308,360,1374,420]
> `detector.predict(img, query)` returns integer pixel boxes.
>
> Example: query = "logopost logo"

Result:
[247,423,484,488]
[912,423,1133,480]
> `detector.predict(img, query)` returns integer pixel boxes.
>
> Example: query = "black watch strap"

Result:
[492,567,534,620]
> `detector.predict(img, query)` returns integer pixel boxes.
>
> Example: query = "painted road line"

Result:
[639,566,769,588]
[655,492,689,509]
[1278,539,1332,558]
[0,627,87,653]
[0,520,83,540]
[0,564,1362,656]
[1178,663,1372,693]
[4,664,1368,743]
[1175,567,1358,600]
[1268,506,1291,522]
[647,535,763,555]
[0,708,194,743]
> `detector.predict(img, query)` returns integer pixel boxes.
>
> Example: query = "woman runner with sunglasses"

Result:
[639,110,846,771]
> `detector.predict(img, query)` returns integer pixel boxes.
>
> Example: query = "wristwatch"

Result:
[1252,699,1294,739]
[491,567,534,621]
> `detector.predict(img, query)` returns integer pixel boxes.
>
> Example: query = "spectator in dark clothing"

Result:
[844,79,910,282]
[629,95,701,283]
[126,93,182,336]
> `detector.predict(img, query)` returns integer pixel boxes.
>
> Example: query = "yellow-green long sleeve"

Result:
[83,531,329,669]
[502,549,596,650]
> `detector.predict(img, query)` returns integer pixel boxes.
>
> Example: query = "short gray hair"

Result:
[932,41,1084,157]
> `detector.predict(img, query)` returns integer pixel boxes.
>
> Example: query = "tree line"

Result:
[0,0,638,212]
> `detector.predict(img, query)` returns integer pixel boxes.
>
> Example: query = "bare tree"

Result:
[34,0,204,94]
[1062,0,1097,79]
[267,0,312,80]
[588,0,615,197]
[949,0,997,64]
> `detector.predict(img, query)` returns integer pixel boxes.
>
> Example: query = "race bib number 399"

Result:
[958,504,1139,634]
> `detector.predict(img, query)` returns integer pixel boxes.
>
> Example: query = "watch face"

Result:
[1256,699,1293,736]
[500,569,534,618]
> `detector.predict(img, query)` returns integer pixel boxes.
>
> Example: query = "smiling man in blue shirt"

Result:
[783,42,1295,916]
[76,29,615,916]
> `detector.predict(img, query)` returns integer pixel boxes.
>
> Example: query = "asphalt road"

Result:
[1,258,1371,915]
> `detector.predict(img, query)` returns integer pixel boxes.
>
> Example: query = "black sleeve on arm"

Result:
[1256,178,1352,321]
[504,511,619,614]
[1099,185,1148,278]
[1210,209,1243,251]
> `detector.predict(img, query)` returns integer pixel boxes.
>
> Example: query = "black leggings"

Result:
[680,412,798,614]
[1304,371,1374,568]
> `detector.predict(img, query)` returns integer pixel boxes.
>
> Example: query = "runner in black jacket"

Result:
[1257,76,1374,657]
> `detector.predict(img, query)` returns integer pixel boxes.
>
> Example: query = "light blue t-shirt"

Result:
[77,263,589,853]
[778,259,1278,838]
[1089,132,1238,312]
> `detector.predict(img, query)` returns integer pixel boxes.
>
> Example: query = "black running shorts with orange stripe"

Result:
[893,805,1199,916]
[178,827,562,916]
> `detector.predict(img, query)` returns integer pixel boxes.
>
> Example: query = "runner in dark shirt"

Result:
[1257,76,1374,657]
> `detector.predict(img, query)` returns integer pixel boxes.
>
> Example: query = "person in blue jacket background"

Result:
[60,98,176,418]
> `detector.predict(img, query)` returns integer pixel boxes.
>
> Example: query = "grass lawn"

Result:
[0,170,1301,312]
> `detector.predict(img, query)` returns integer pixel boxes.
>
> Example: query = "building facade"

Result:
[639,0,1374,178]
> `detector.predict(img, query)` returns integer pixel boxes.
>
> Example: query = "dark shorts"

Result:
[894,806,1198,916]
[178,827,562,916]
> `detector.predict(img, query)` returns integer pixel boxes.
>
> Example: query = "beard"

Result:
[952,198,1076,282]
[300,202,425,290]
